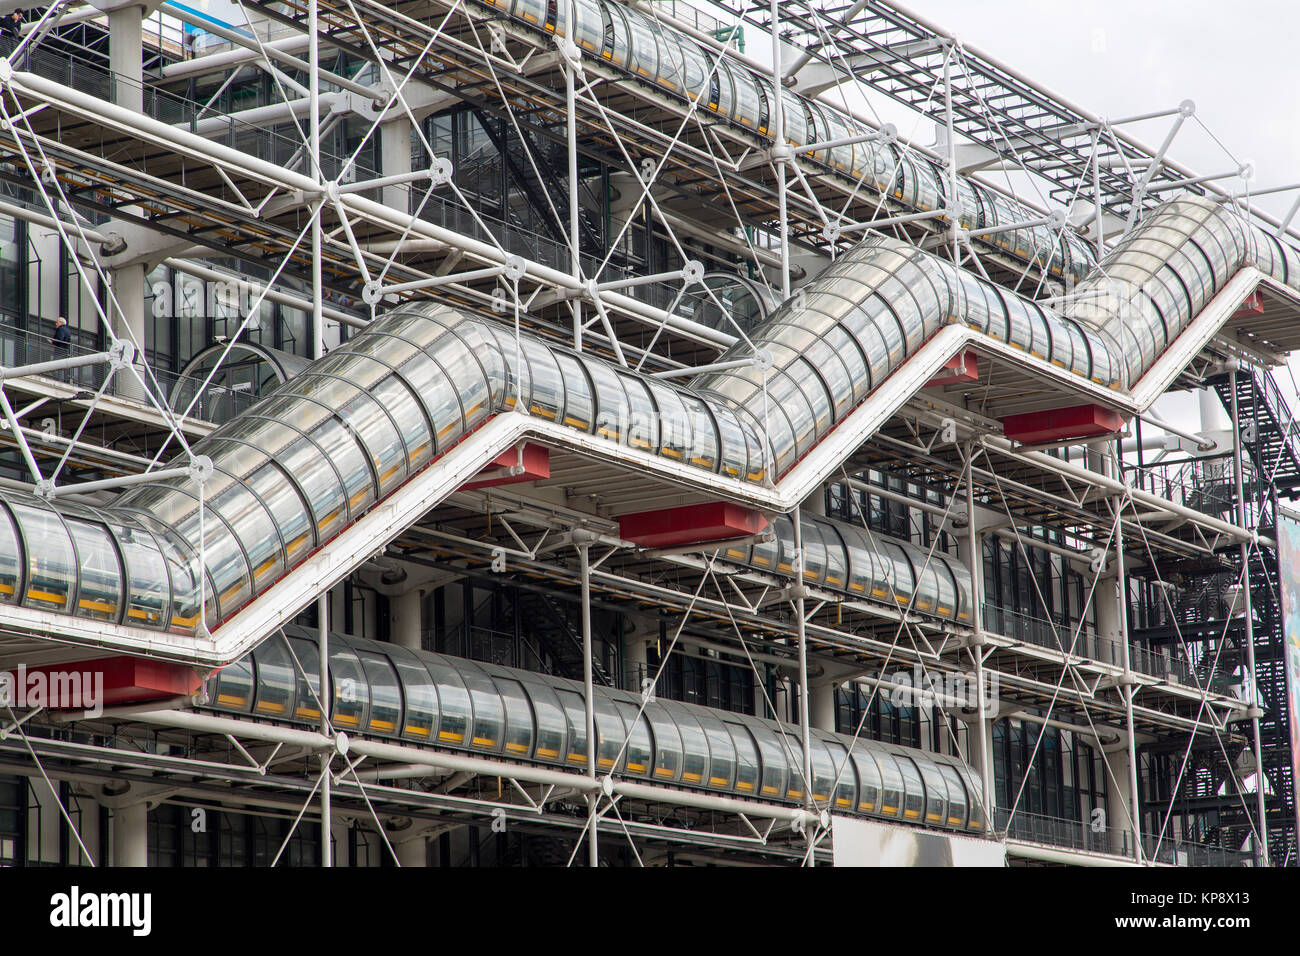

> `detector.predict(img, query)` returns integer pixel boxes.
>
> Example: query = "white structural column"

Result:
[621,613,655,691]
[112,801,148,867]
[1097,446,1143,862]
[575,531,599,867]
[563,18,583,352]
[810,683,837,732]
[308,0,331,869]
[1094,560,1134,856]
[111,263,146,389]
[109,4,147,400]
[110,4,144,112]
[380,117,413,213]
[791,509,815,865]
[390,588,424,652]
[395,833,428,867]
[958,446,995,817]
[1103,742,1136,857]
[770,0,790,299]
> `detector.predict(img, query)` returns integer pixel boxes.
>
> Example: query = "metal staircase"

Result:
[517,590,613,687]
[1209,367,1299,864]
[1212,368,1300,498]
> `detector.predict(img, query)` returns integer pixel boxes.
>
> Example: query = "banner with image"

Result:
[1274,516,1300,837]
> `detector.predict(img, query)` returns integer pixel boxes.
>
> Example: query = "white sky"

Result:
[709,0,1300,430]
[907,0,1300,428]
[912,0,1300,222]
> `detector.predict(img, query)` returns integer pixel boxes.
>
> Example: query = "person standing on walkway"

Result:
[50,316,72,354]
[50,315,72,381]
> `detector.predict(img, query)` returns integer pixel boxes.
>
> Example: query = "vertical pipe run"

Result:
[792,508,815,865]
[973,647,993,818]
[579,539,598,867]
[1111,442,1142,862]
[318,593,331,868]
[943,45,958,263]
[309,0,330,870]
[1230,369,1270,866]
[964,445,993,816]
[1091,130,1106,256]
[770,0,790,299]
[564,18,583,353]
[309,0,325,363]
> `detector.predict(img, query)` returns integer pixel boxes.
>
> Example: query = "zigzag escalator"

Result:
[0,198,1292,671]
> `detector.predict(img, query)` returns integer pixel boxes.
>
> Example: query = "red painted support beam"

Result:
[1001,404,1126,445]
[619,502,768,549]
[0,656,200,709]
[1232,292,1264,318]
[924,350,979,388]
[462,442,550,490]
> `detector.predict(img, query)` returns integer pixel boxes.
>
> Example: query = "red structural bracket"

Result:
[1232,292,1264,318]
[462,442,551,490]
[1001,404,1126,445]
[619,502,769,548]
[2,657,201,708]
[924,350,979,388]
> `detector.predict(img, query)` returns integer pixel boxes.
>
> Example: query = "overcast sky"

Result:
[732,0,1300,429]
[904,0,1300,427]
[910,0,1300,221]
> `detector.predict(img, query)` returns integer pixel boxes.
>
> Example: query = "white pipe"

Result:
[8,70,726,348]
[982,434,1258,545]
[160,34,313,80]
[1007,841,1149,867]
[0,197,108,243]
[162,258,361,328]
[49,463,194,497]
[0,350,114,381]
[181,92,347,137]
[1138,409,1215,451]
[162,2,377,100]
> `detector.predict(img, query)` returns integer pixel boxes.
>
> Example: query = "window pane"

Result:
[10,500,75,613]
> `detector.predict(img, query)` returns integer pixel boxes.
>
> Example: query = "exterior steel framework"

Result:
[0,0,1293,868]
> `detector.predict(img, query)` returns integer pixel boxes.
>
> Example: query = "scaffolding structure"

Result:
[0,0,1294,867]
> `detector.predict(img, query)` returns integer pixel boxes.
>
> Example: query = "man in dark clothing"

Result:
[50,315,71,352]
[50,316,72,384]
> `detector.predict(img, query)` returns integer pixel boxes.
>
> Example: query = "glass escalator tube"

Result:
[212,631,993,832]
[9,196,1300,646]
[498,0,1103,275]
[624,7,663,87]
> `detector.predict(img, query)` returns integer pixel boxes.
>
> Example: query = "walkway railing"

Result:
[984,604,1196,686]
[996,808,1254,865]
[0,317,259,424]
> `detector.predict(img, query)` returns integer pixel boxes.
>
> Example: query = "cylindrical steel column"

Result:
[564,30,583,352]
[112,801,148,867]
[770,0,790,298]
[792,508,815,865]
[1111,442,1142,862]
[391,589,423,652]
[318,592,331,868]
[579,537,598,867]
